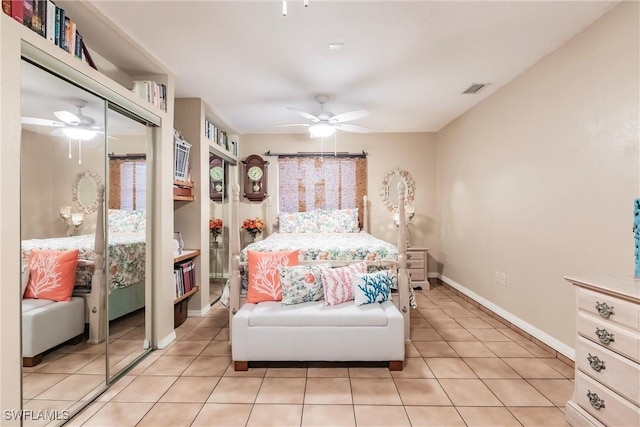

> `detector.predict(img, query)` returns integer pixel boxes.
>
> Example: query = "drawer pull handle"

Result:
[587,353,606,372]
[595,328,615,345]
[595,302,615,319]
[586,390,605,410]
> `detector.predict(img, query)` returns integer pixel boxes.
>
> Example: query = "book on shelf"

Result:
[22,0,32,29]
[2,1,93,68]
[132,80,167,112]
[174,259,196,299]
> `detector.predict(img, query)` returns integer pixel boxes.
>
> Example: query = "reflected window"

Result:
[109,155,146,210]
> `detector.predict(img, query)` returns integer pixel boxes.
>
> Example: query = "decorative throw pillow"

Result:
[21,263,30,297]
[279,211,319,233]
[279,264,329,305]
[317,209,359,233]
[321,261,367,305]
[352,270,393,306]
[24,249,79,302]
[247,250,299,303]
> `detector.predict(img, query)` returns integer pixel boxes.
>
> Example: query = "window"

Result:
[277,156,367,225]
[109,155,146,210]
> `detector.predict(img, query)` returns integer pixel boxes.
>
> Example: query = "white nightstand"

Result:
[406,247,429,290]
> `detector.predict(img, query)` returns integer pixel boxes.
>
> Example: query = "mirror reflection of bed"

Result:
[20,60,153,424]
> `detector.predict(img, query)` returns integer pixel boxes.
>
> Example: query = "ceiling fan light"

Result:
[309,123,335,138]
[62,127,96,141]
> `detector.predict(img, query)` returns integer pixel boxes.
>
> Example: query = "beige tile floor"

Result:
[35,281,575,426]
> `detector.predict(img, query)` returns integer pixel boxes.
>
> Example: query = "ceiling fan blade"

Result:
[334,123,370,133]
[54,110,81,125]
[21,116,65,127]
[269,123,310,128]
[329,109,370,123]
[286,107,320,122]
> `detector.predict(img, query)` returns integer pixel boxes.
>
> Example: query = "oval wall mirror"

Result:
[380,168,415,212]
[73,170,103,214]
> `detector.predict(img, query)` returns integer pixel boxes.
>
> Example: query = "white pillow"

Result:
[352,270,393,306]
[21,263,30,297]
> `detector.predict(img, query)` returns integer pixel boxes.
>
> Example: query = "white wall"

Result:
[237,132,439,272]
[436,2,639,351]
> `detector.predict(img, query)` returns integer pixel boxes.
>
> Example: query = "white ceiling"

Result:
[85,0,617,134]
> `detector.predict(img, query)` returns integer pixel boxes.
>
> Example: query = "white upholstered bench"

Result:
[231,300,405,371]
[22,297,85,366]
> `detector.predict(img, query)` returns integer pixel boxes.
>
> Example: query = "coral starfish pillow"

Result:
[247,250,299,303]
[24,249,79,302]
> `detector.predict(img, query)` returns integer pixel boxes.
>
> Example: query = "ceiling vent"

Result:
[462,83,490,95]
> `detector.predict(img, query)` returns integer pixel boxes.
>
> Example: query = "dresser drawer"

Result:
[408,259,425,270]
[576,336,640,404]
[578,288,640,331]
[407,251,426,261]
[574,370,640,427]
[409,268,425,281]
[578,311,640,363]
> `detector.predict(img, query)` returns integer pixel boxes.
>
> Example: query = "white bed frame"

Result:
[227,182,411,342]
[86,183,107,344]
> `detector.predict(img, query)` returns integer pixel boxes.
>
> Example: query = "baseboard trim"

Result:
[439,274,575,361]
[188,304,211,318]
[157,331,176,349]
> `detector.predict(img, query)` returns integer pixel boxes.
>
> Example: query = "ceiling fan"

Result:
[21,99,103,141]
[274,95,370,137]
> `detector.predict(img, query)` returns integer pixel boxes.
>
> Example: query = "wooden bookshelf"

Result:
[173,195,194,202]
[174,180,194,187]
[174,285,199,304]
[173,249,200,264]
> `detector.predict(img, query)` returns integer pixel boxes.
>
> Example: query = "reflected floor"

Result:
[209,277,224,306]
[67,281,574,427]
[22,309,146,426]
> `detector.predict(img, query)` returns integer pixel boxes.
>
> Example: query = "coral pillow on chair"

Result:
[24,249,79,302]
[247,250,299,303]
[321,261,367,305]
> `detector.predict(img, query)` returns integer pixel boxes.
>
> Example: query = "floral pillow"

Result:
[317,209,359,233]
[279,211,319,233]
[321,261,367,305]
[108,209,144,233]
[279,264,329,305]
[247,250,299,303]
[24,249,79,302]
[352,270,393,306]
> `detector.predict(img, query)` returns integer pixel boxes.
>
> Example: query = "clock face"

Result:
[247,165,264,181]
[209,166,224,181]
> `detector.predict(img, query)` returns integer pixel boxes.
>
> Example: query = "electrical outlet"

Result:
[496,271,507,287]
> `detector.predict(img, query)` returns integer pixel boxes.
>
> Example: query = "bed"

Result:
[21,186,146,344]
[226,183,412,369]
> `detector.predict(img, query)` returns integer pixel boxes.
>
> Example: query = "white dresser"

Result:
[407,247,429,290]
[565,276,640,427]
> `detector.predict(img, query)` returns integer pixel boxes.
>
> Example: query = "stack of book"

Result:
[2,1,94,68]
[204,118,230,150]
[132,80,167,112]
[174,259,195,299]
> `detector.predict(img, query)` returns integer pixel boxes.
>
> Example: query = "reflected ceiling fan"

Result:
[21,99,107,164]
[22,99,104,142]
[274,95,370,137]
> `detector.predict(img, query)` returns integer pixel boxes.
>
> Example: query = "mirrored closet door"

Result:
[20,59,154,423]
[209,154,229,304]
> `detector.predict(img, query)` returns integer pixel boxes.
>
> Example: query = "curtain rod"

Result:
[108,153,146,159]
[264,150,367,158]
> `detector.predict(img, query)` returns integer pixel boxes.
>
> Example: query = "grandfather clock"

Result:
[241,154,269,201]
